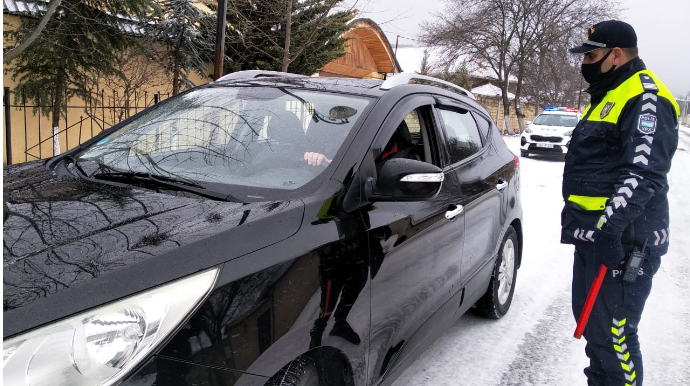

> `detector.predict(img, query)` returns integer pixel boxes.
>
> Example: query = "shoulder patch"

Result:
[638,114,657,134]
[639,73,659,92]
[600,102,615,119]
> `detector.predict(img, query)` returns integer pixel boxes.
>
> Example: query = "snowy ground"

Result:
[392,125,690,385]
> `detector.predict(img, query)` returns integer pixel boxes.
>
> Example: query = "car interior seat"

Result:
[248,109,305,168]
[267,110,305,145]
[379,121,422,162]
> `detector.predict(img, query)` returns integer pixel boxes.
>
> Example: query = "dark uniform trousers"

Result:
[572,246,661,386]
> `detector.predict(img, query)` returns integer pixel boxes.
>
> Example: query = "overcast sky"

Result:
[357,0,690,97]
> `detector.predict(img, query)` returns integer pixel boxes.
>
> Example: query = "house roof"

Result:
[3,0,42,15]
[321,18,403,77]
[3,0,145,35]
[471,83,515,99]
[347,18,403,73]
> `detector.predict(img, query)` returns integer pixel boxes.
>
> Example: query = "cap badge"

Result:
[586,26,595,40]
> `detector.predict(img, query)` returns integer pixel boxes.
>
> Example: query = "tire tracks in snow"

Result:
[497,287,584,386]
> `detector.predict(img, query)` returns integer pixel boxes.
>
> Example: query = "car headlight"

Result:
[3,268,219,386]
[525,127,533,133]
[564,130,573,136]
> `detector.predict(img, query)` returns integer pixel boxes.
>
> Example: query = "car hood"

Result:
[529,124,573,134]
[3,161,304,337]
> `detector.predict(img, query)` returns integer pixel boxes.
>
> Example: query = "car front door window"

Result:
[438,108,483,164]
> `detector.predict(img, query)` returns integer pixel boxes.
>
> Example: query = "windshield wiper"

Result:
[93,171,205,189]
[62,157,238,202]
[91,172,239,201]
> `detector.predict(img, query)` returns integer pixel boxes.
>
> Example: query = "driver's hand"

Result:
[304,152,331,166]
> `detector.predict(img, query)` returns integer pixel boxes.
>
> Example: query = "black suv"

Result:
[3,71,523,386]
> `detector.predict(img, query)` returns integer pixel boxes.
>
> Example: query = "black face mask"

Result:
[581,49,616,85]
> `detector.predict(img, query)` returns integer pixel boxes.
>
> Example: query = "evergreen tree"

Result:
[418,48,431,75]
[145,0,218,95]
[5,0,152,155]
[434,65,473,91]
[224,0,355,75]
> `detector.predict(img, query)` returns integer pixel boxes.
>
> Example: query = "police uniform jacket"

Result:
[561,58,680,255]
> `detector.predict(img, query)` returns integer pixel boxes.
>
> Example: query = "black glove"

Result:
[593,230,626,269]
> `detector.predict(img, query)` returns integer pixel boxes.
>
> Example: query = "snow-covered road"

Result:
[392,127,690,385]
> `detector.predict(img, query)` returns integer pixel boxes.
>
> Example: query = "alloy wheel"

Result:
[497,238,515,305]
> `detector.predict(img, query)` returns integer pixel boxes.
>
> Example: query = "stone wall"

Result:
[475,95,538,133]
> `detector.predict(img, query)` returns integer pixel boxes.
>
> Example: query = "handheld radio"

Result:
[623,238,648,283]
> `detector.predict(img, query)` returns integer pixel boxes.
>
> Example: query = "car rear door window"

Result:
[438,108,483,164]
[472,112,491,143]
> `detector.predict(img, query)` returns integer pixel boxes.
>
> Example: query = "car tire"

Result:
[520,151,529,157]
[265,356,320,386]
[474,226,519,319]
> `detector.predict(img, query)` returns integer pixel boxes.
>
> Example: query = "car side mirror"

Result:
[526,120,532,125]
[369,158,444,201]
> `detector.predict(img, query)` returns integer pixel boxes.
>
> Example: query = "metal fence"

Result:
[3,86,170,165]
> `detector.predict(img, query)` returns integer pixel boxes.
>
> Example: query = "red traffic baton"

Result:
[574,264,607,339]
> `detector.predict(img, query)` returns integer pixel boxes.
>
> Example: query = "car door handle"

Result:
[496,179,509,191]
[445,204,464,220]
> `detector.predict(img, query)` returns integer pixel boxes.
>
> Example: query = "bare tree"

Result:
[524,37,587,111]
[85,47,173,129]
[421,0,520,134]
[421,0,618,133]
[511,0,617,130]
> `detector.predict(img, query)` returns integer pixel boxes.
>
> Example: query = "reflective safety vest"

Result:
[561,69,680,251]
[580,70,679,129]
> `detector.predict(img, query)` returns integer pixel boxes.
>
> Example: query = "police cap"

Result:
[569,20,637,54]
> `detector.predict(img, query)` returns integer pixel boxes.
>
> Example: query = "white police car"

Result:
[520,107,581,158]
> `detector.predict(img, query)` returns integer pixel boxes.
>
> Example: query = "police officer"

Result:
[563,20,680,385]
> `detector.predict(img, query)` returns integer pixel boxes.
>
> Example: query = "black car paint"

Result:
[2,160,305,337]
[3,78,522,386]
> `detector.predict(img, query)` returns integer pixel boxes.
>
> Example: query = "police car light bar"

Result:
[544,106,581,113]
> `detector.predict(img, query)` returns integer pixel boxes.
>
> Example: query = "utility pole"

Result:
[214,0,228,80]
[4,87,12,165]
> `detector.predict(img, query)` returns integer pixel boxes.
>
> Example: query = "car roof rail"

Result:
[216,70,308,82]
[380,73,476,100]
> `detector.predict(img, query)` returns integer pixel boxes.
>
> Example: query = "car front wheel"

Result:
[265,356,320,386]
[474,226,519,319]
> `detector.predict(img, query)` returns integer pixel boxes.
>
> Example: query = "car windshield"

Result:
[77,86,371,192]
[532,114,579,127]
